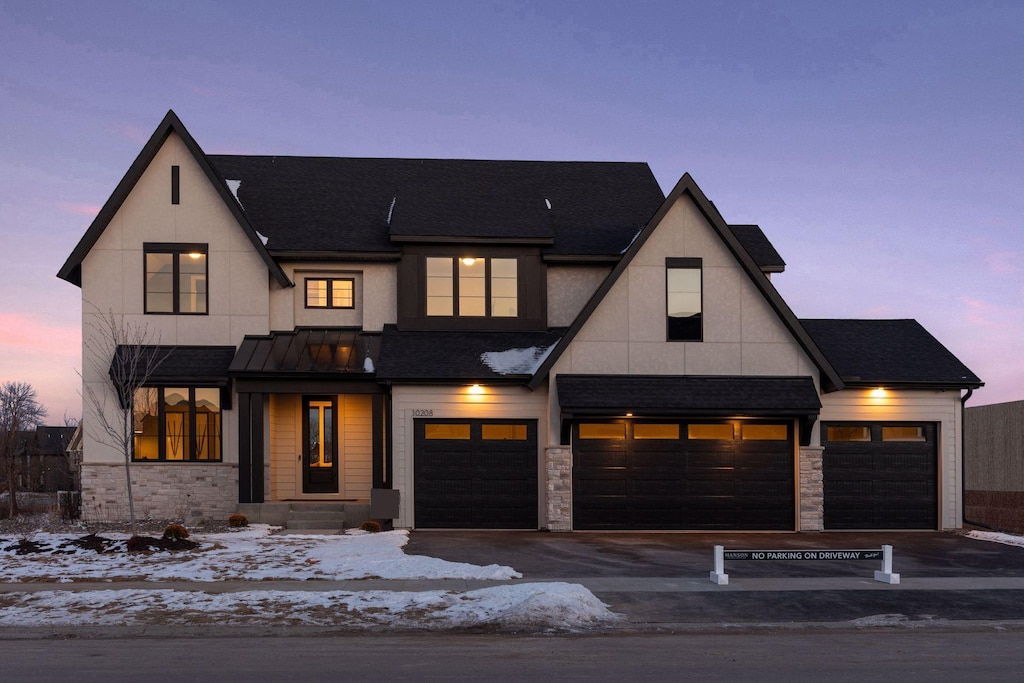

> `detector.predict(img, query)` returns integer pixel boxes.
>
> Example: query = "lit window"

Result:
[882,426,926,442]
[667,258,702,341]
[305,278,354,309]
[425,256,518,318]
[424,424,471,440]
[633,424,680,440]
[133,386,221,461]
[481,424,528,440]
[578,423,627,439]
[741,424,788,441]
[827,426,871,442]
[144,244,207,314]
[688,423,734,440]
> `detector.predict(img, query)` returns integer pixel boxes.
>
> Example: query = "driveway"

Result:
[405,530,1024,627]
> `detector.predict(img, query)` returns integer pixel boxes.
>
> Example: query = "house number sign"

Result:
[412,409,434,417]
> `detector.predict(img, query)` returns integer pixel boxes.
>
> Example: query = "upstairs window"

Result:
[305,278,354,309]
[426,256,518,318]
[666,257,702,341]
[145,243,208,314]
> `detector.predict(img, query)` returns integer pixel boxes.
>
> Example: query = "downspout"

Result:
[959,387,983,529]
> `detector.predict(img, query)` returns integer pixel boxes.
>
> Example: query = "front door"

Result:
[303,396,339,494]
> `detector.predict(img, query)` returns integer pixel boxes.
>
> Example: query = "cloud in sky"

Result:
[59,202,101,218]
[0,313,81,420]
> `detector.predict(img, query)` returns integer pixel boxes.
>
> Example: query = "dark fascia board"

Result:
[57,110,291,288]
[529,173,845,391]
[541,254,621,264]
[270,251,402,262]
[842,380,985,391]
[389,235,555,246]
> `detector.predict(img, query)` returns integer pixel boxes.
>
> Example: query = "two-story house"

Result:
[59,111,982,531]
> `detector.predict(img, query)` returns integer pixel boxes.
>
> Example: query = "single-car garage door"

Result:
[414,419,538,529]
[822,423,937,529]
[572,420,795,530]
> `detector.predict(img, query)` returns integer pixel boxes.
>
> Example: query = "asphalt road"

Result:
[3,631,1023,682]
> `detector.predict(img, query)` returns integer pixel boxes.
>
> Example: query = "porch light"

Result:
[461,257,477,266]
[187,252,203,259]
[625,412,633,417]
[870,387,888,398]
[467,384,485,395]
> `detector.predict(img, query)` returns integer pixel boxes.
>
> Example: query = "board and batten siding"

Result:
[391,384,549,528]
[819,388,965,529]
[268,393,374,501]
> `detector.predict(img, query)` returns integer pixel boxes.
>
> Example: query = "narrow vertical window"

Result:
[458,257,486,316]
[171,165,180,205]
[667,257,702,341]
[491,258,518,317]
[426,257,454,316]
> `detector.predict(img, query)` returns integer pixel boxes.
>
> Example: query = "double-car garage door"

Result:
[573,420,795,530]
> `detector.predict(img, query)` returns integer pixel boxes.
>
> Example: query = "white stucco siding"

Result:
[390,384,549,528]
[819,388,965,529]
[79,131,271,467]
[547,265,612,327]
[558,194,816,379]
[272,262,398,331]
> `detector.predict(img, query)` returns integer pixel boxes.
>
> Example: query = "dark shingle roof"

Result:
[729,224,785,272]
[800,319,982,387]
[112,345,236,384]
[377,327,564,381]
[556,375,821,415]
[207,156,664,255]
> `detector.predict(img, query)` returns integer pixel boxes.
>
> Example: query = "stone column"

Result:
[799,445,824,531]
[545,445,572,531]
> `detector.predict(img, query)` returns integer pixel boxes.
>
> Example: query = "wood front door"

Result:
[303,396,339,494]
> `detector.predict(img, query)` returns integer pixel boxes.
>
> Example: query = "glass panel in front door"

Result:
[308,400,333,467]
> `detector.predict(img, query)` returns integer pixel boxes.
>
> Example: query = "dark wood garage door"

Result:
[822,423,937,529]
[414,419,538,529]
[572,420,795,531]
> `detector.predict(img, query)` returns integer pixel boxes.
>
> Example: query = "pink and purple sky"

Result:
[1,1,1021,421]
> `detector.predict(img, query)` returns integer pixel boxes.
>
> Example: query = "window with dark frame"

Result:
[144,243,208,314]
[666,257,702,341]
[305,278,355,309]
[425,256,518,318]
[132,386,222,461]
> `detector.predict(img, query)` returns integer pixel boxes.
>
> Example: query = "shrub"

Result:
[162,523,190,541]
[126,535,150,552]
[228,513,249,528]
[360,520,382,533]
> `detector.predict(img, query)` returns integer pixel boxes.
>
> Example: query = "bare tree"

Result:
[0,381,47,517]
[81,308,172,535]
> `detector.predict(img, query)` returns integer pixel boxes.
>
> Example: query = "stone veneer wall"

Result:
[545,445,572,531]
[798,446,824,531]
[81,463,238,523]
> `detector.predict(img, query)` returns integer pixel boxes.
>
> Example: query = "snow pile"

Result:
[965,530,1024,548]
[0,583,618,631]
[0,526,619,631]
[0,527,520,583]
[480,344,555,375]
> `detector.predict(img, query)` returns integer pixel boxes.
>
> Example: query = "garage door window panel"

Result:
[579,423,627,439]
[688,424,735,440]
[634,423,680,439]
[882,426,926,442]
[424,423,471,440]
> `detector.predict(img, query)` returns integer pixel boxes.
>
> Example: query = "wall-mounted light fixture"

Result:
[467,384,485,395]
[461,257,477,266]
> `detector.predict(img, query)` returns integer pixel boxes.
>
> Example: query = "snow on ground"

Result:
[966,530,1024,549]
[0,526,619,631]
[0,527,519,582]
[0,583,618,630]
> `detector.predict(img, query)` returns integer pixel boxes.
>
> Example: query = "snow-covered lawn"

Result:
[0,526,620,631]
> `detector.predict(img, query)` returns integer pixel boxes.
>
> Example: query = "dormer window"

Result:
[144,243,208,314]
[305,278,354,309]
[426,256,518,318]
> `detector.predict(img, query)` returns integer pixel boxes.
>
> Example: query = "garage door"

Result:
[572,420,794,531]
[414,419,538,529]
[822,423,937,529]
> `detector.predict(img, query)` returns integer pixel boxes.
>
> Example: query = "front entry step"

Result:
[285,502,371,530]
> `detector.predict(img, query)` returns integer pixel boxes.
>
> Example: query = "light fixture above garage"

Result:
[467,384,485,395]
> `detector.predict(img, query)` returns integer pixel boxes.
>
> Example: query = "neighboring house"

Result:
[58,110,982,531]
[965,400,1024,533]
[10,426,77,493]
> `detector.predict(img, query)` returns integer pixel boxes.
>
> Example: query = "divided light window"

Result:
[666,257,702,341]
[145,243,208,314]
[305,278,354,309]
[133,387,221,461]
[426,257,518,318]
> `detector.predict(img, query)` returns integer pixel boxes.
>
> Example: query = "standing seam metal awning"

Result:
[228,328,380,377]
